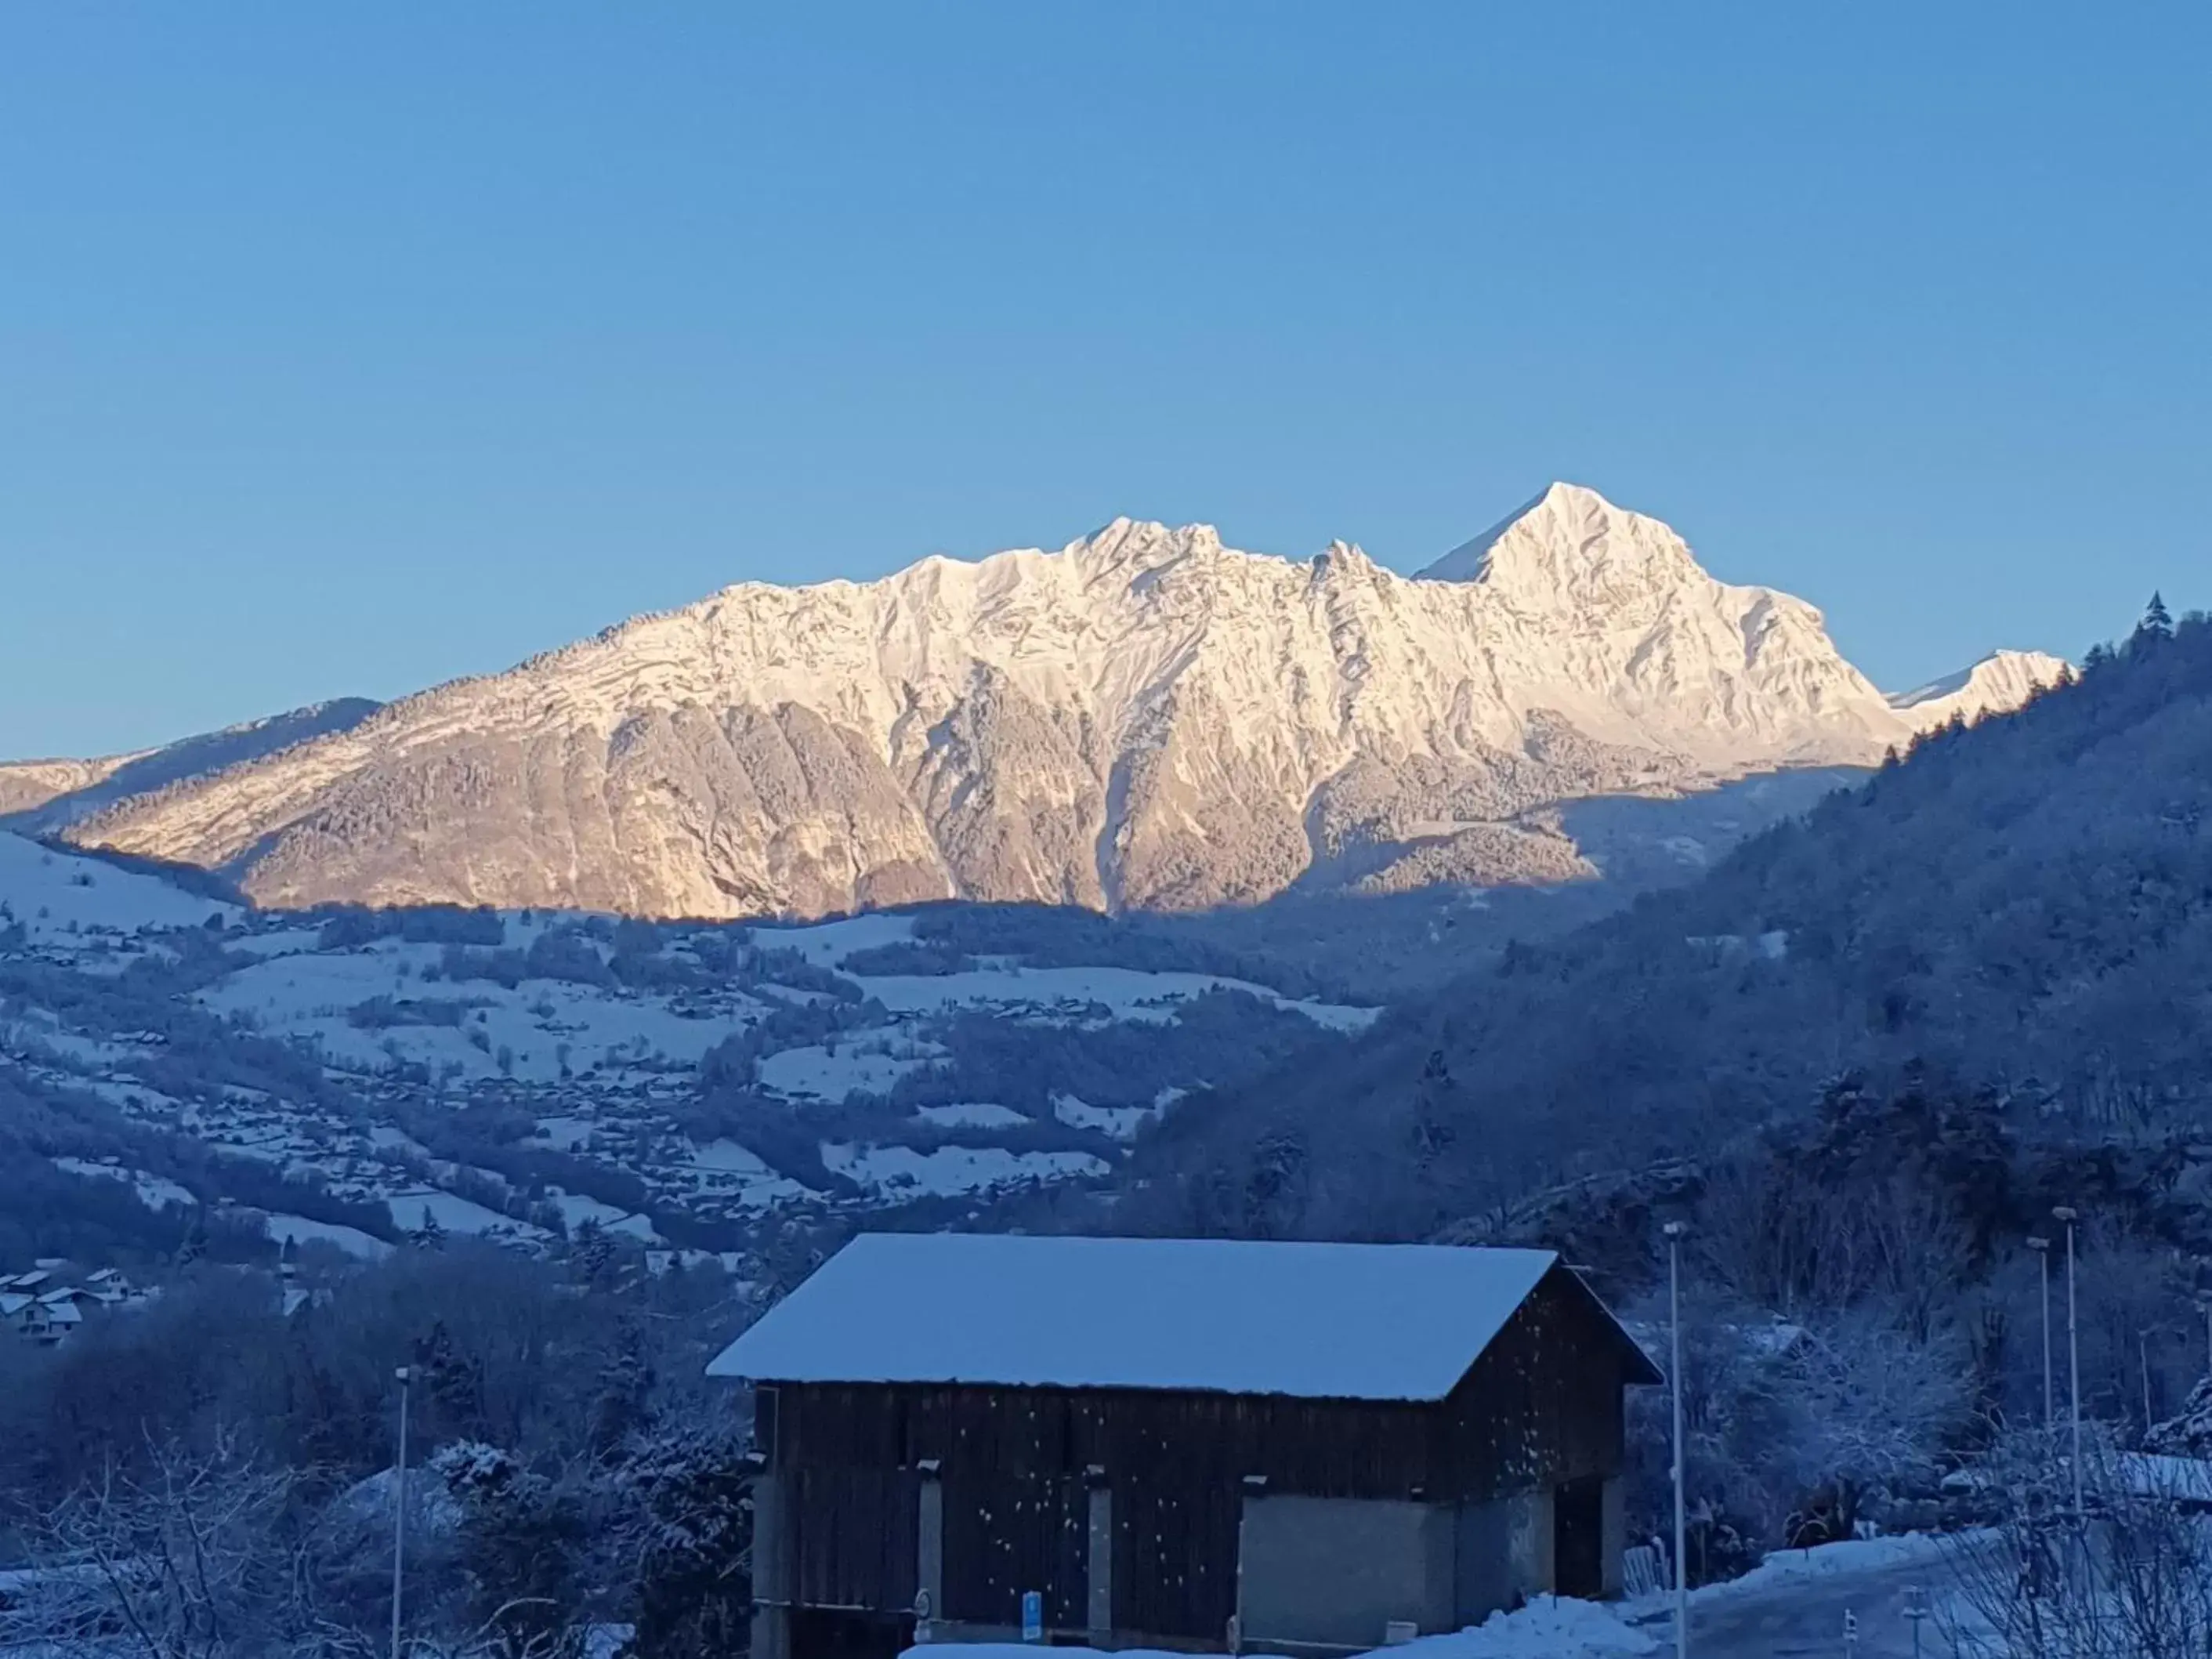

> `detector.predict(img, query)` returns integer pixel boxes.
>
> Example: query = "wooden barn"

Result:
[708,1233,1660,1657]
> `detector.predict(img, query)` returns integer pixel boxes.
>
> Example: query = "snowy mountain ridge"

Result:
[60,484,2065,918]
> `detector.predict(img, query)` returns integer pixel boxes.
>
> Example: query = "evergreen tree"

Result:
[589,1320,657,1458]
[620,1430,755,1659]
[411,1204,446,1250]
[411,1320,488,1441]
[571,1217,617,1288]
[1410,1048,1457,1165]
[175,1207,208,1266]
[2141,590,2174,639]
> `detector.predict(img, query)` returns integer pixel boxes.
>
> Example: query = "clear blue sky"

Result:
[3,4,2206,759]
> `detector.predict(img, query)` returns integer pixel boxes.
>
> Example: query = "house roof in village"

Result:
[708,1233,1659,1401]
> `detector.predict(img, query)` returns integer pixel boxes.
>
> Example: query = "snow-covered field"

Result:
[757,1041,936,1099]
[386,1188,548,1243]
[200,940,753,1085]
[913,1102,1033,1129]
[822,1141,1110,1197]
[1052,1092,1164,1140]
[52,1157,195,1211]
[0,831,234,952]
[262,1212,394,1260]
[849,962,1378,1029]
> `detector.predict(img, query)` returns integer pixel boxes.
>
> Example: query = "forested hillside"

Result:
[1135,601,2212,1241]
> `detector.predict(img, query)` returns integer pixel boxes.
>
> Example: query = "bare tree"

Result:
[1939,1429,2212,1657]
[1780,1308,1970,1540]
[0,1431,310,1659]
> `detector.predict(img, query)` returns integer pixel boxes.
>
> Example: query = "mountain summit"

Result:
[62,487,2064,918]
[1420,481,1703,599]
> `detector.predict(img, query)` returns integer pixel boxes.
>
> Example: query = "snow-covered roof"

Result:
[708,1233,1649,1402]
[2109,1452,2212,1505]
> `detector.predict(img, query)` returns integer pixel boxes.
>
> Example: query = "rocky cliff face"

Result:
[61,484,2065,918]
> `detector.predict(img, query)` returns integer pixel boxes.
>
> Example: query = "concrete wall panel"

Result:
[1237,1494,1454,1650]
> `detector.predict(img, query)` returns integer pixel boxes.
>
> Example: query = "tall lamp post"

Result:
[2054,1207,2082,1520]
[2026,1237,2053,1435]
[392,1364,412,1659]
[1663,1220,1689,1659]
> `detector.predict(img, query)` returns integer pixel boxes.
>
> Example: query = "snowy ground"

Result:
[894,1536,1972,1659]
[893,1596,1654,1659]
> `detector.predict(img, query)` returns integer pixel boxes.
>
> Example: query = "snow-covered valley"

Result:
[0,830,1378,1260]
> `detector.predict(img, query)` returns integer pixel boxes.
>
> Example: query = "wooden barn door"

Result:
[1553,1476,1606,1599]
[942,1473,1089,1633]
[787,1466,920,1612]
[1112,1481,1241,1644]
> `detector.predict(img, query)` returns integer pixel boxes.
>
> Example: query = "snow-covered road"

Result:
[1657,1535,1982,1659]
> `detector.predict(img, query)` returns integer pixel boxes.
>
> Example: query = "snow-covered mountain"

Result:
[57,484,2064,918]
[1885,649,2068,730]
[0,699,382,829]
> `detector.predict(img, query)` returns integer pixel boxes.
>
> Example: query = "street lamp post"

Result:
[1663,1220,1689,1659]
[2198,1299,2212,1382]
[2026,1237,2053,1433]
[1904,1585,1929,1659]
[2054,1208,2081,1520]
[392,1364,412,1659]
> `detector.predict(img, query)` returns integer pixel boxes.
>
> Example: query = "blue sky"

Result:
[3,4,2206,759]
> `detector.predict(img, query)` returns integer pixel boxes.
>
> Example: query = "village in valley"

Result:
[0,828,1378,1282]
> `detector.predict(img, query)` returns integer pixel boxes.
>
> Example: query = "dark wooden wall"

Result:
[762,1263,1644,1643]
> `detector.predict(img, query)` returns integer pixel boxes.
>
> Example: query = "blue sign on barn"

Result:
[1022,1589,1043,1643]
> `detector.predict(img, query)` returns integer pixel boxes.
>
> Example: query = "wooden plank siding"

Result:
[760,1263,1642,1645]
[787,1466,919,1611]
[1111,1480,1242,1642]
[941,1472,1088,1628]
